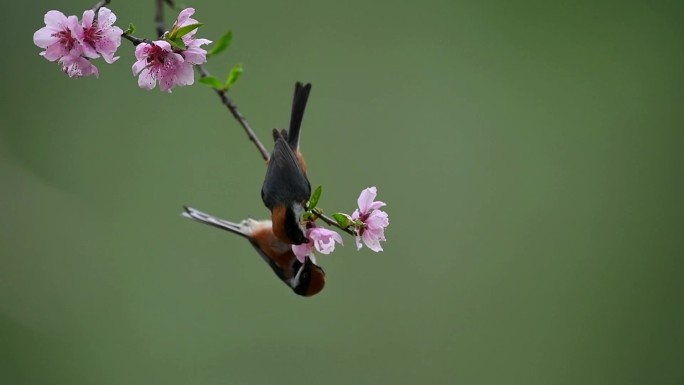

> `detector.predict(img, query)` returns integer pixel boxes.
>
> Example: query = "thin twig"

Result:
[196,64,270,162]
[315,210,355,236]
[92,0,111,12]
[155,0,165,38]
[123,34,146,46]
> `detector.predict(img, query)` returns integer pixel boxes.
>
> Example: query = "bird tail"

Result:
[288,82,312,151]
[181,206,250,238]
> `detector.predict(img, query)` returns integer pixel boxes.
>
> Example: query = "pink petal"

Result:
[310,228,343,254]
[362,232,383,252]
[175,8,196,26]
[182,31,210,44]
[33,27,59,48]
[158,75,175,92]
[366,210,389,230]
[292,244,311,263]
[66,15,82,37]
[330,231,344,245]
[131,58,147,75]
[182,47,207,65]
[95,31,122,63]
[44,10,68,29]
[183,38,211,62]
[366,226,386,242]
[100,26,123,42]
[356,186,378,214]
[81,10,94,28]
[137,68,156,90]
[43,43,69,61]
[97,7,116,28]
[134,43,151,60]
[60,54,98,78]
[155,40,172,51]
[98,46,119,64]
[314,239,334,254]
[191,38,212,47]
[80,41,99,59]
[174,62,195,86]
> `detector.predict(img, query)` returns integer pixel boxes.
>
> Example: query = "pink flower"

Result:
[292,227,344,263]
[33,10,81,61]
[132,41,193,92]
[351,187,389,252]
[170,8,211,64]
[77,7,122,64]
[132,8,210,92]
[59,49,99,78]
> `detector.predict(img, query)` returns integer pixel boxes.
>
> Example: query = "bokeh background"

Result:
[2,0,683,384]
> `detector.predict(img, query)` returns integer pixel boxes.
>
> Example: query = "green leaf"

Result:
[169,22,203,40]
[168,37,186,51]
[208,31,233,57]
[332,213,353,228]
[199,76,224,90]
[308,186,322,210]
[224,63,243,91]
[124,23,136,35]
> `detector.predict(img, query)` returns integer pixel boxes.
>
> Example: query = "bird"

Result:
[261,82,313,245]
[182,206,325,297]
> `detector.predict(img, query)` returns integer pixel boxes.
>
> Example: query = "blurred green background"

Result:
[2,0,683,384]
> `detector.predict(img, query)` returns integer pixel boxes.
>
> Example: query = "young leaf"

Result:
[199,76,224,89]
[169,22,203,40]
[124,23,136,35]
[208,31,233,57]
[168,37,186,51]
[224,63,243,91]
[308,186,322,210]
[332,213,353,228]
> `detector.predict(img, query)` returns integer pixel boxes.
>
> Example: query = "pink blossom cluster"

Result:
[33,7,122,78]
[34,7,210,92]
[132,8,211,92]
[292,186,389,263]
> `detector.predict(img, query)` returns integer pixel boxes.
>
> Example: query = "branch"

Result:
[155,0,166,38]
[122,33,146,46]
[92,0,111,12]
[196,64,270,162]
[314,210,355,236]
